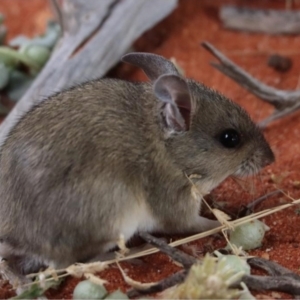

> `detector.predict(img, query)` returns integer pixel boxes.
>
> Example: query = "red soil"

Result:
[1,0,300,299]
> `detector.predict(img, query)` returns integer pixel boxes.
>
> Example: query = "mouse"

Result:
[0,52,274,276]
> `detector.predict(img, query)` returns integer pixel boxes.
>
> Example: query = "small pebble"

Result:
[267,54,292,72]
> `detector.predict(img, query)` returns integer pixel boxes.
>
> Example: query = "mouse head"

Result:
[122,52,274,192]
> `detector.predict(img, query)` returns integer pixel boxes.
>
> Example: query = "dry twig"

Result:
[238,189,283,217]
[126,232,196,298]
[248,257,299,277]
[202,41,300,128]
[247,257,300,298]
[240,275,300,295]
[220,5,300,35]
[132,232,300,298]
[0,0,178,147]
[138,232,196,268]
[127,270,187,298]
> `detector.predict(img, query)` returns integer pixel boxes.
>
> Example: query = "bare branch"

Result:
[127,270,187,298]
[48,0,64,32]
[136,232,300,298]
[201,41,300,128]
[202,42,299,108]
[238,190,282,217]
[0,0,178,147]
[139,232,196,268]
[241,275,300,295]
[259,102,300,128]
[248,257,299,277]
[220,5,300,35]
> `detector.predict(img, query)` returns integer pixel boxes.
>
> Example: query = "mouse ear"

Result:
[154,74,192,132]
[121,52,179,81]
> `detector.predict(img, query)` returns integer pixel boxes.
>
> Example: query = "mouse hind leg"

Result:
[0,253,48,295]
[0,242,47,286]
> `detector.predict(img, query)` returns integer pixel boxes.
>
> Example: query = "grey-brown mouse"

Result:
[0,52,274,275]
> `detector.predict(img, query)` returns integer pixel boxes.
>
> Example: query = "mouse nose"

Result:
[261,146,275,167]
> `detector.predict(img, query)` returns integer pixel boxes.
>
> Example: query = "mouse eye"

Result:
[219,129,241,148]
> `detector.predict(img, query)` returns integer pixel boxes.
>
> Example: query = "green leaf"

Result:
[20,44,51,68]
[5,70,35,102]
[10,20,61,50]
[0,13,4,25]
[11,284,44,299]
[8,35,31,48]
[0,46,40,70]
[0,25,7,45]
[0,101,10,115]
[11,277,63,299]
[0,62,10,89]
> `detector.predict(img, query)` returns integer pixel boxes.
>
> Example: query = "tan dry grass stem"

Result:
[23,194,300,288]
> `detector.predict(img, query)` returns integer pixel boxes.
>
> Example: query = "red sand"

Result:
[1,0,300,299]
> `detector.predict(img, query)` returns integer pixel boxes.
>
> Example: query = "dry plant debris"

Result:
[0,0,178,149]
[129,232,300,298]
[0,1,300,298]
[220,5,300,35]
[202,41,300,128]
[8,194,300,298]
[161,255,244,299]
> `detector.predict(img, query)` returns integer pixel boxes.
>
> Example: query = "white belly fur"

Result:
[117,198,158,243]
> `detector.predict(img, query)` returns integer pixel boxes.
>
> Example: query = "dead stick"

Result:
[248,257,300,278]
[201,41,300,127]
[138,232,196,268]
[220,5,300,35]
[238,189,283,217]
[127,270,187,298]
[138,232,300,297]
[241,274,300,295]
[0,0,178,148]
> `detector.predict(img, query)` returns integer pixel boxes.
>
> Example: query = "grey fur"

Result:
[122,52,179,80]
[0,52,274,275]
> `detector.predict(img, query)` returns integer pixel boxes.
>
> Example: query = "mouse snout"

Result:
[260,144,275,168]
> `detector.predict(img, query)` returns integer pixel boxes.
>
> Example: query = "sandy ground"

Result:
[1,0,300,299]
